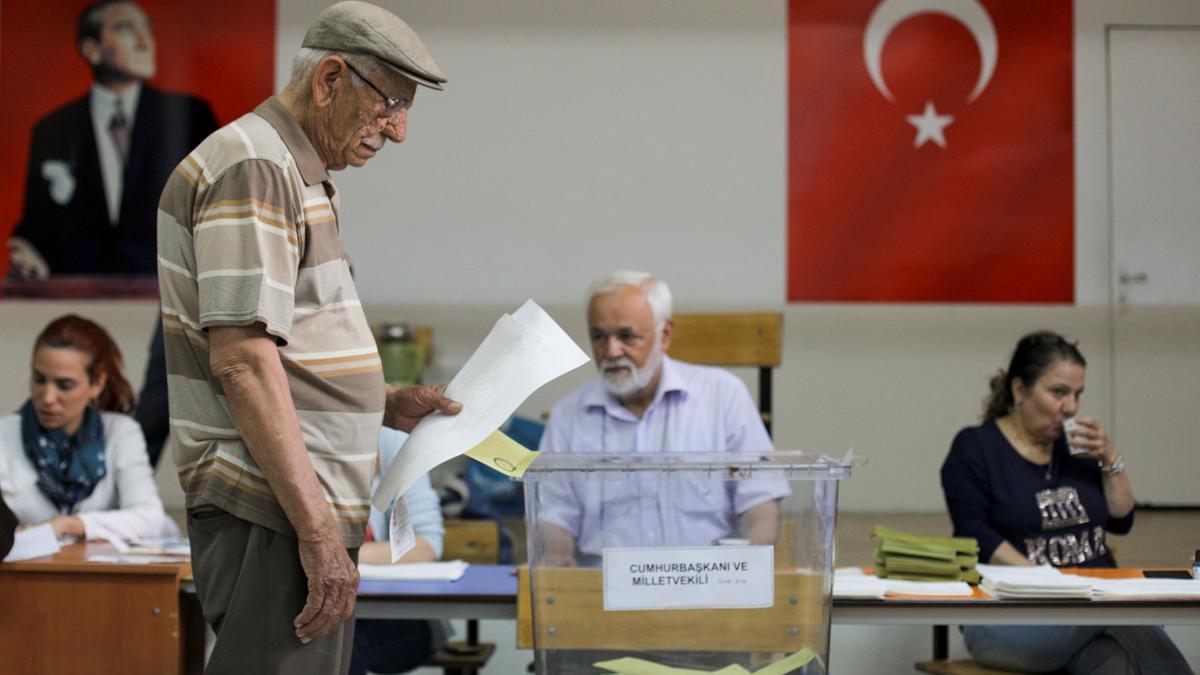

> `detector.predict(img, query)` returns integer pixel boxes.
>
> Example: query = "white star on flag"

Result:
[906,101,955,149]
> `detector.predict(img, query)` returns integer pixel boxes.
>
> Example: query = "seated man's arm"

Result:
[540,521,579,567]
[359,538,437,564]
[534,407,583,566]
[738,499,780,546]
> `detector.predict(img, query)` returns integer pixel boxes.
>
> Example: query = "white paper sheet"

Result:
[832,568,888,599]
[977,563,1094,598]
[1091,578,1200,599]
[130,538,192,556]
[358,560,470,581]
[832,567,973,598]
[2,524,61,562]
[87,554,187,565]
[389,496,416,563]
[372,299,589,511]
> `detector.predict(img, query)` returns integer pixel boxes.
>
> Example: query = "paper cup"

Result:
[1063,417,1087,455]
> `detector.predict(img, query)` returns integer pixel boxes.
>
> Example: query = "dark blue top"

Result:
[941,419,1134,567]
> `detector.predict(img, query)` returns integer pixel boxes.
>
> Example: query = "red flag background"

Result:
[787,0,1073,303]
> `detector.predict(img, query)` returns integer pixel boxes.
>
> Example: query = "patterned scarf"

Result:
[19,399,106,513]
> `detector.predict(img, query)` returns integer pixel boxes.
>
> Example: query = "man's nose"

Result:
[602,336,625,360]
[135,25,153,49]
[381,109,407,143]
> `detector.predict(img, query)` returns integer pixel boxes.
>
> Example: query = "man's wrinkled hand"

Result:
[293,533,359,644]
[383,384,462,432]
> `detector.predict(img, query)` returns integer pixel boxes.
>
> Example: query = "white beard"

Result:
[599,341,664,400]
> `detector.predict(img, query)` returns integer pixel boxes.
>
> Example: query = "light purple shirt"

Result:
[536,356,790,562]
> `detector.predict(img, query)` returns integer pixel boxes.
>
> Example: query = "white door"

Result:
[1107,27,1200,505]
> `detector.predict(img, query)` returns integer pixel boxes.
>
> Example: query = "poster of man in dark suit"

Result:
[8,0,218,280]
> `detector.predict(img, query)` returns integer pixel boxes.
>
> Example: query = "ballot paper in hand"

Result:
[372,300,589,512]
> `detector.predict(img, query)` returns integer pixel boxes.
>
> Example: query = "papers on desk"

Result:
[88,554,189,565]
[833,568,888,598]
[129,538,191,556]
[1090,578,1200,599]
[979,564,1200,599]
[372,299,589,513]
[2,524,61,562]
[833,567,973,598]
[358,560,469,581]
[977,564,1094,599]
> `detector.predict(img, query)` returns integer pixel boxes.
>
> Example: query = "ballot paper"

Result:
[372,300,589,512]
[129,539,192,556]
[358,560,470,581]
[2,523,61,562]
[833,567,973,598]
[833,567,889,599]
[389,495,416,563]
[88,554,188,565]
[1090,578,1200,599]
[977,563,1094,599]
[592,648,817,675]
[465,430,539,478]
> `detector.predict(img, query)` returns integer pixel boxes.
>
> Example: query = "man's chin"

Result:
[604,376,651,401]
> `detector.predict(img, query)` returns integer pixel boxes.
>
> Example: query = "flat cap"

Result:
[302,1,447,90]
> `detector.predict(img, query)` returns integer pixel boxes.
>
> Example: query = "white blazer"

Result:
[0,411,173,541]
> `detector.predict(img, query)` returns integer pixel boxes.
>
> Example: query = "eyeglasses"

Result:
[589,328,648,347]
[344,60,410,116]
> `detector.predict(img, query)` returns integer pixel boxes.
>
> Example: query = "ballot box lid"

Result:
[521,450,850,482]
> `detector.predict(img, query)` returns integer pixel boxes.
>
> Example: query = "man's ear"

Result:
[660,318,675,352]
[79,38,102,67]
[311,56,348,109]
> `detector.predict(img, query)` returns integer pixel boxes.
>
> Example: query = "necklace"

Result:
[999,417,1054,480]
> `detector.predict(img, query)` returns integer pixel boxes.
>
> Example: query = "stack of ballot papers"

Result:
[358,560,469,582]
[872,525,980,584]
[1089,578,1200,599]
[976,564,1093,599]
[834,567,973,598]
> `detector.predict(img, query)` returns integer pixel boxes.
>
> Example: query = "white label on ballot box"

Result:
[602,545,774,611]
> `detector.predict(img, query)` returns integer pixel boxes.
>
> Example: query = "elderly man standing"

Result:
[537,270,789,567]
[156,3,455,672]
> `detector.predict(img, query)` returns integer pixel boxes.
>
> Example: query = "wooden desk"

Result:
[0,542,202,675]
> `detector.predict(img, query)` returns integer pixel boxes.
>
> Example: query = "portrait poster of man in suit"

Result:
[0,0,275,296]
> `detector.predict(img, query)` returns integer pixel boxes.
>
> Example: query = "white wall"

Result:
[2,0,1198,512]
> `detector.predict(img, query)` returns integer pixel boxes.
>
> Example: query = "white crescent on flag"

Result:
[863,0,998,103]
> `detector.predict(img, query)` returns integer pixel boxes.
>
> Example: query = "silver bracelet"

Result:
[1099,455,1126,476]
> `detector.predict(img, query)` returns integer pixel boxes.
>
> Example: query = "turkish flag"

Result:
[787,0,1073,303]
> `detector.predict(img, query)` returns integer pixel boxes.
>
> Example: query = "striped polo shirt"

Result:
[157,97,384,547]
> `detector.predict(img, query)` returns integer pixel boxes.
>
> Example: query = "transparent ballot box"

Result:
[522,452,850,674]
